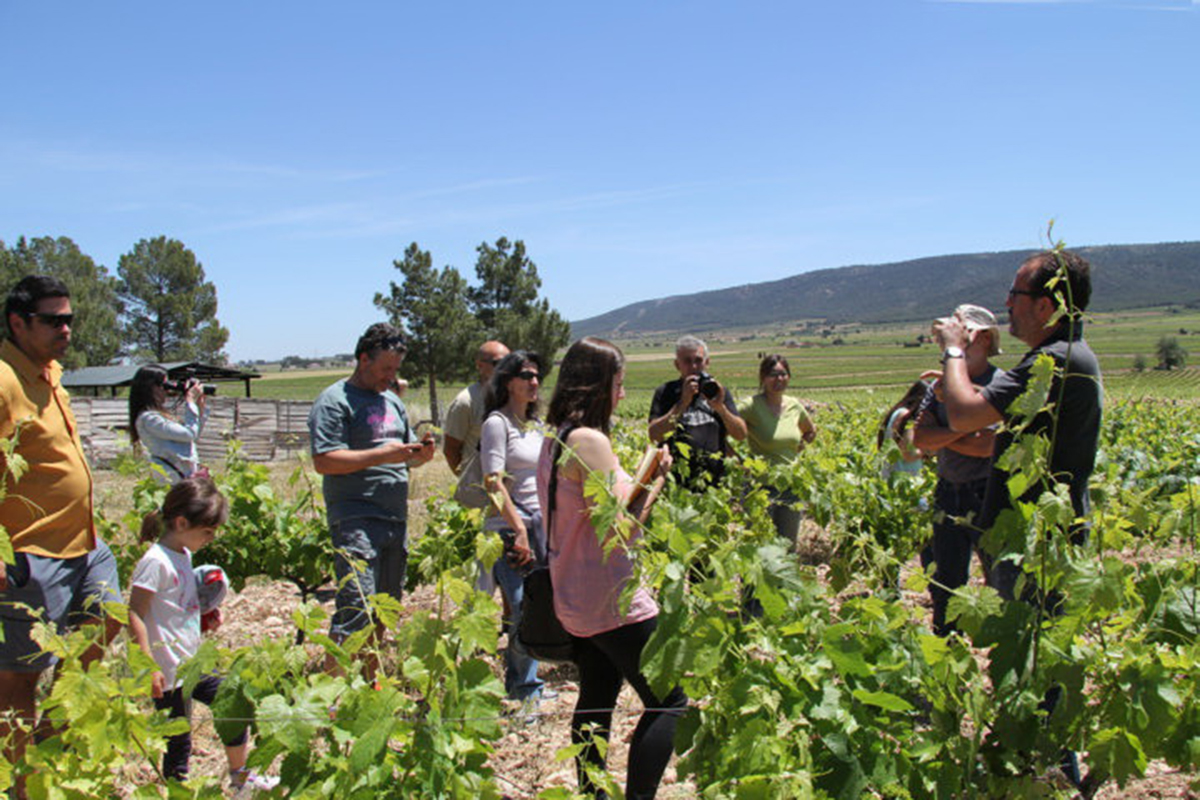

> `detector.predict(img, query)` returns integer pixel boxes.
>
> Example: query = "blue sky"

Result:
[2,0,1196,362]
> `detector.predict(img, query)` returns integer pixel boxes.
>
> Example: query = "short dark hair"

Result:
[1024,249,1092,314]
[485,350,545,420]
[5,275,70,334]
[758,354,791,384]
[354,323,407,360]
[546,337,625,435]
[140,476,229,543]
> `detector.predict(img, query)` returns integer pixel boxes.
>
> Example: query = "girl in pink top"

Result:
[537,337,683,800]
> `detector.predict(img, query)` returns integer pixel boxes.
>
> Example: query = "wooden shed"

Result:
[61,362,262,398]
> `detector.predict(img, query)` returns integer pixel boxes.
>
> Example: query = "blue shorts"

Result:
[330,518,408,640]
[0,539,122,672]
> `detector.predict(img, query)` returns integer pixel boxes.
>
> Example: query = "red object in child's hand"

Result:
[200,608,222,633]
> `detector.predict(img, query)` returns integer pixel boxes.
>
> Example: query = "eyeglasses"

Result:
[1008,288,1043,300]
[766,371,789,379]
[26,312,74,328]
[515,370,540,381]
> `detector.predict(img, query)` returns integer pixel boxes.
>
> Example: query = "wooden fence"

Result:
[72,398,316,466]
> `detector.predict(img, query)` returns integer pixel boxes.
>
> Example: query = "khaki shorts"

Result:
[0,539,122,672]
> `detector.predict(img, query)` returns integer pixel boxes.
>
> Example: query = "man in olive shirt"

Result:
[1,275,122,782]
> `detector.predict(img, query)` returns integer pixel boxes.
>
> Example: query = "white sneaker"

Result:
[231,769,281,795]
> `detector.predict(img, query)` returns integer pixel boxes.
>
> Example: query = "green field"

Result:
[245,306,1200,408]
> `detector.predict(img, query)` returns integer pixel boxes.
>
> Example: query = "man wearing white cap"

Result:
[914,304,1003,636]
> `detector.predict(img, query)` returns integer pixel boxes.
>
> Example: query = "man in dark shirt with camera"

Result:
[649,335,746,488]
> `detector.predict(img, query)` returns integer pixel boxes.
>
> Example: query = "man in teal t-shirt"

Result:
[308,323,435,671]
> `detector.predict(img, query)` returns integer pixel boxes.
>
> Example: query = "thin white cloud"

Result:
[1,139,389,183]
[199,179,711,241]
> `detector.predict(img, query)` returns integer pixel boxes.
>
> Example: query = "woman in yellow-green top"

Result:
[738,354,817,544]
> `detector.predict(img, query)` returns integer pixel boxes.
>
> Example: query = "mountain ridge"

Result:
[570,241,1200,339]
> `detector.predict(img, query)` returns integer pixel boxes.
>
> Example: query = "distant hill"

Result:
[571,241,1200,339]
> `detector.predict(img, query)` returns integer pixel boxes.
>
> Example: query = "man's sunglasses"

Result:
[26,312,74,328]
[1007,288,1044,300]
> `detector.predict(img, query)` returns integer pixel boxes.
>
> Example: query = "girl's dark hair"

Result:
[485,350,544,420]
[876,380,930,450]
[129,365,170,444]
[758,353,791,384]
[139,476,229,543]
[546,337,625,435]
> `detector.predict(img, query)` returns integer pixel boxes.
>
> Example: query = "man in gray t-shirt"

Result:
[914,304,1003,636]
[308,323,434,669]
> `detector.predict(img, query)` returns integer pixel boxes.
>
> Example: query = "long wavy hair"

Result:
[546,337,625,436]
[485,350,544,420]
[128,365,170,445]
[876,379,929,450]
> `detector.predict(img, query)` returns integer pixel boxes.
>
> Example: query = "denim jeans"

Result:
[329,517,408,640]
[493,552,544,700]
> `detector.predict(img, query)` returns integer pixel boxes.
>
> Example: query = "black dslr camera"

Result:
[163,373,217,396]
[695,371,721,400]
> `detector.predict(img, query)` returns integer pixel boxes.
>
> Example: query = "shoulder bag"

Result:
[517,426,577,663]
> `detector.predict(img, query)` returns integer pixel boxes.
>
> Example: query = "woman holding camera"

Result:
[538,337,682,800]
[877,379,929,480]
[129,365,209,483]
[738,354,817,544]
[480,350,550,706]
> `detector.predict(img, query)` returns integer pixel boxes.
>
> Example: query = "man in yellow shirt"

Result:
[0,275,122,785]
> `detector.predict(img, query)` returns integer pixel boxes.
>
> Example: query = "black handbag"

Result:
[517,429,577,663]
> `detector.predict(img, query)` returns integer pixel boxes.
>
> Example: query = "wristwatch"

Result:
[941,346,965,363]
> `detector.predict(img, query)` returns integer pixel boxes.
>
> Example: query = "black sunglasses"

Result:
[26,312,74,328]
[515,370,540,381]
[1007,288,1043,300]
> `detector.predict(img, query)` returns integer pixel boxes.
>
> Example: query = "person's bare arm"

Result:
[563,428,622,488]
[712,384,747,441]
[443,435,465,474]
[408,435,436,468]
[798,412,817,445]
[943,427,997,458]
[484,473,533,566]
[564,430,671,523]
[648,379,697,444]
[912,401,965,454]
[932,319,1005,433]
[128,586,166,698]
[940,357,1004,433]
[312,441,427,475]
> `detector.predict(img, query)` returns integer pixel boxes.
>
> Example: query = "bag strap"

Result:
[545,423,579,551]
